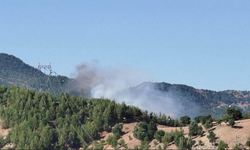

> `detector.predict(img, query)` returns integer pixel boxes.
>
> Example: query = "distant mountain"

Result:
[129,82,250,117]
[0,53,69,95]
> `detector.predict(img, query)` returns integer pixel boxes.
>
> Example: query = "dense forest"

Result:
[0,85,145,149]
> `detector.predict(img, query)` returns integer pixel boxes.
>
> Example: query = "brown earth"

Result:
[1,119,250,149]
[0,118,10,138]
[98,119,250,149]
[0,118,14,149]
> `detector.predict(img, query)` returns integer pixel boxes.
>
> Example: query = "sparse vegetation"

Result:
[180,115,191,126]
[217,140,228,150]
[154,130,165,142]
[129,135,133,140]
[221,107,242,127]
[153,140,158,146]
[233,143,245,150]
[0,136,5,148]
[106,135,118,148]
[207,130,216,145]
[188,121,203,137]
[112,123,123,138]
[194,114,213,125]
[198,140,204,146]
[246,137,250,148]
[204,119,213,130]
[140,137,150,150]
[119,139,127,149]
[133,121,157,141]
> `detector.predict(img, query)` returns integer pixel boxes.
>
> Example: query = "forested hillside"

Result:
[129,82,250,117]
[0,53,68,95]
[0,85,145,149]
[0,85,250,149]
[1,53,250,118]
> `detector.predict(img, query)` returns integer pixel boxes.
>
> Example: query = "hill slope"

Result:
[128,82,250,117]
[0,53,68,95]
[1,53,250,117]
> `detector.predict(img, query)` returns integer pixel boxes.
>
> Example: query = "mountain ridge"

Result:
[1,53,250,117]
[0,53,69,95]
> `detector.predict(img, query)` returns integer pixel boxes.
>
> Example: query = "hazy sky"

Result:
[1,1,250,91]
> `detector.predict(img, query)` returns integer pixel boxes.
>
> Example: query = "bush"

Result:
[133,121,157,140]
[188,121,203,136]
[129,135,133,140]
[233,143,244,150]
[204,119,213,130]
[154,130,165,142]
[1,121,9,129]
[176,137,195,150]
[228,118,235,127]
[133,122,148,140]
[217,140,228,150]
[207,131,216,145]
[119,139,127,149]
[106,135,118,148]
[198,140,204,146]
[112,123,123,138]
[246,137,250,147]
[140,137,150,150]
[153,140,158,146]
[226,107,242,120]
[0,136,6,148]
[180,115,191,126]
[194,115,212,124]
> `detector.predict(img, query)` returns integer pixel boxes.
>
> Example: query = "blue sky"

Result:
[1,0,250,91]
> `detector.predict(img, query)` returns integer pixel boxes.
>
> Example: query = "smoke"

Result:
[67,61,146,98]
[66,61,201,118]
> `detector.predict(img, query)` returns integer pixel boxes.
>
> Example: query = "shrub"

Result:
[233,143,244,150]
[133,121,157,140]
[204,119,213,130]
[217,140,228,150]
[207,131,216,145]
[119,139,127,149]
[226,107,242,120]
[198,140,204,146]
[180,115,191,126]
[153,140,158,146]
[246,137,250,147]
[140,137,150,150]
[188,121,203,136]
[106,135,118,148]
[228,118,235,127]
[154,130,165,142]
[0,136,6,148]
[112,123,123,138]
[129,135,133,140]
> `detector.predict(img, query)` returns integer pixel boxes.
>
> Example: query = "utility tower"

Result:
[38,62,53,75]
[37,62,54,92]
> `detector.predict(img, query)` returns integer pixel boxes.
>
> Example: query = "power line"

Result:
[52,71,96,145]
[47,76,88,147]
[38,63,90,148]
[36,67,69,149]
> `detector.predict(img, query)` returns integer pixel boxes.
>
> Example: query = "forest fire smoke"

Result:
[66,62,200,118]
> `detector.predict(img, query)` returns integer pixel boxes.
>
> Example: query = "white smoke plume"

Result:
[66,61,200,118]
